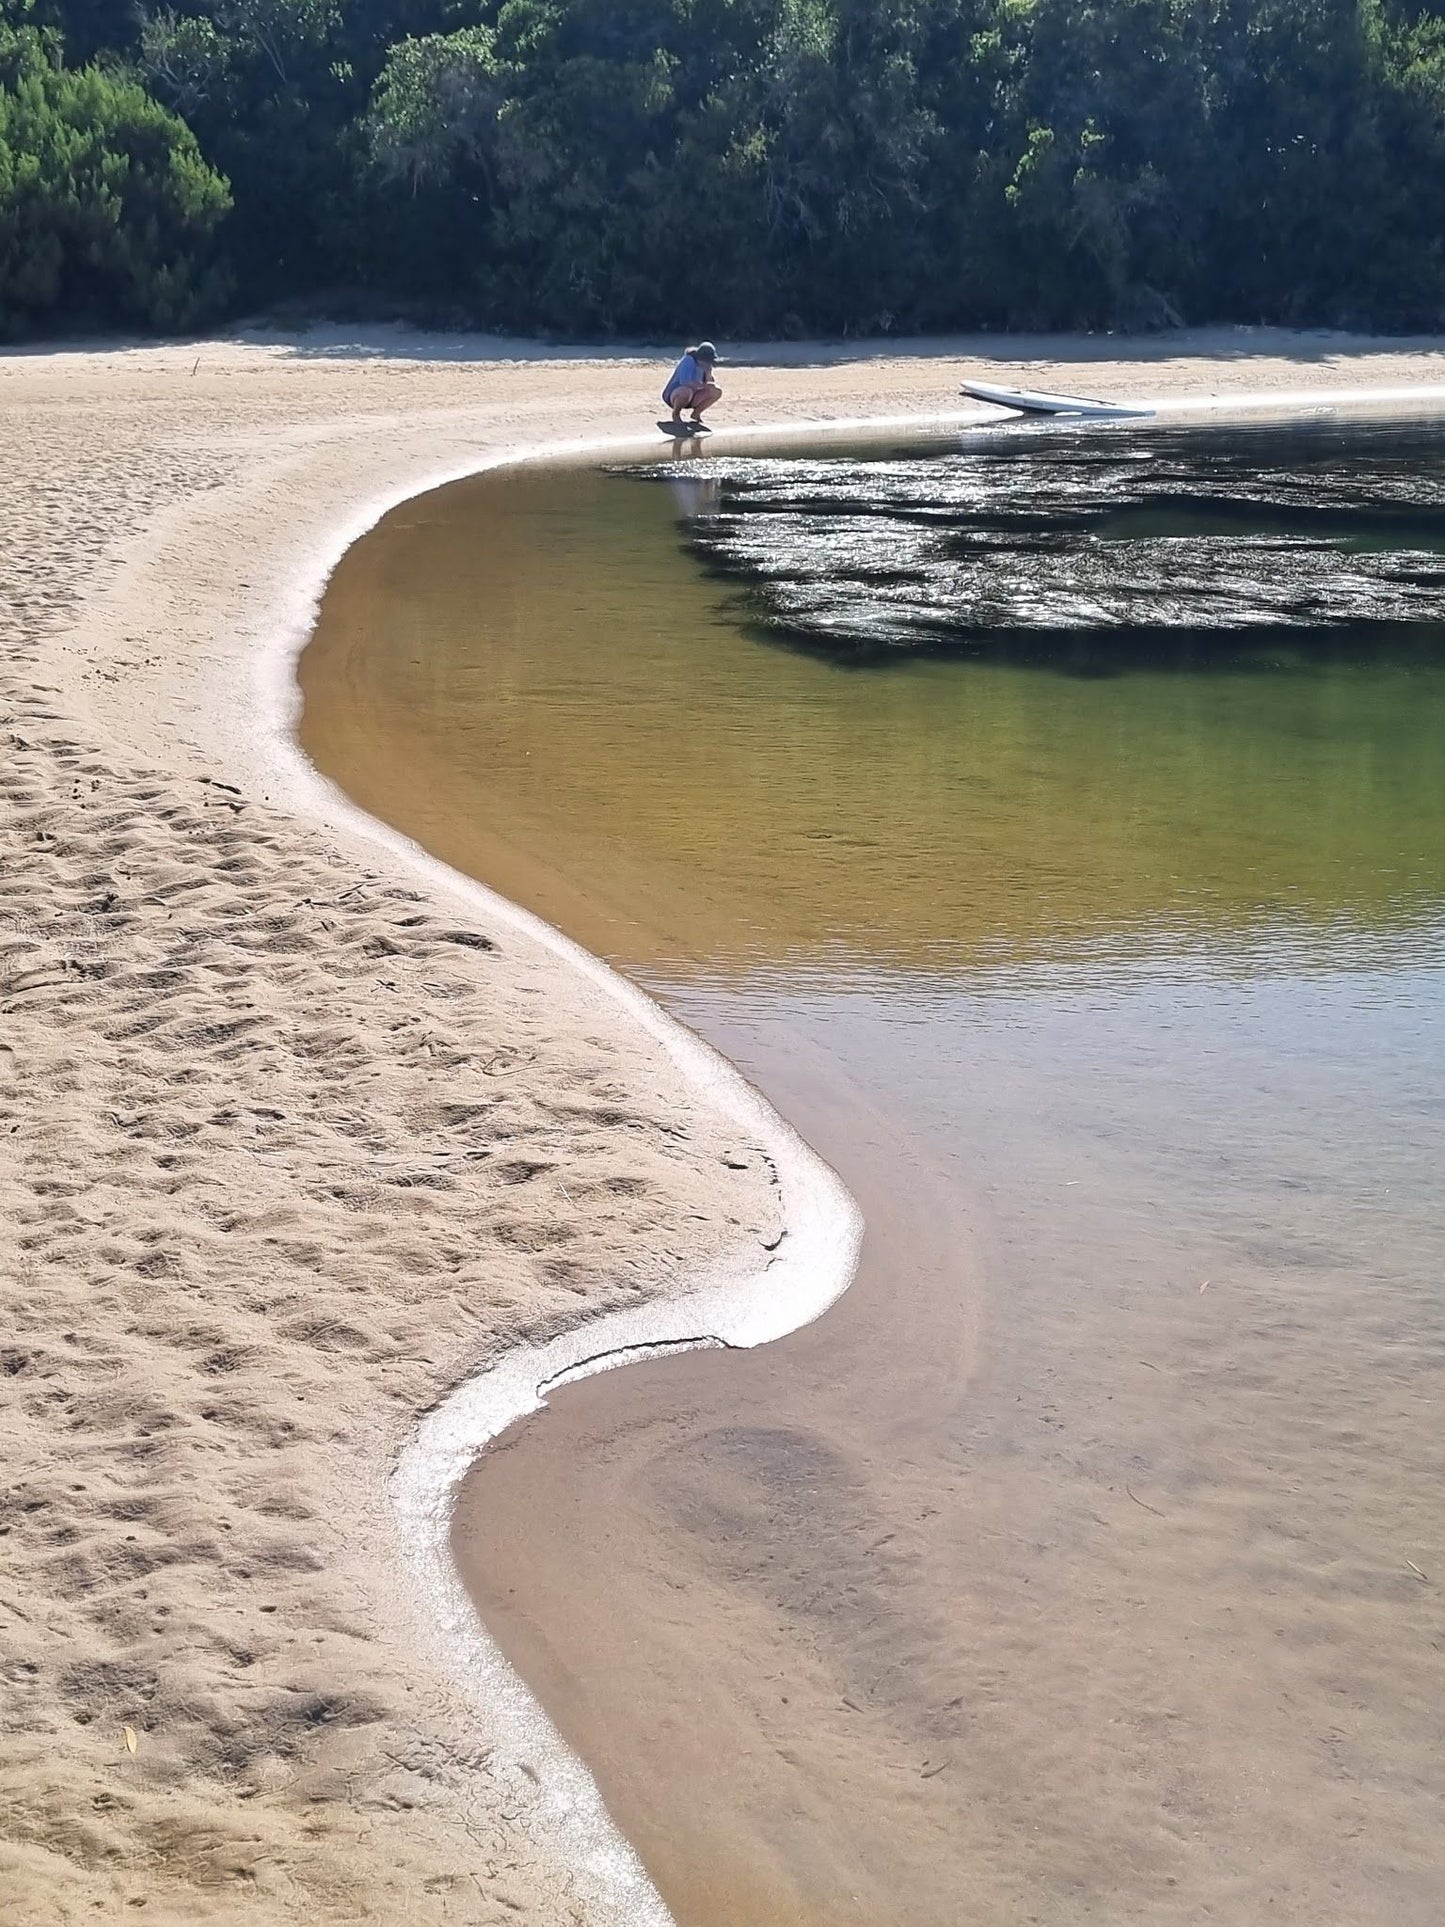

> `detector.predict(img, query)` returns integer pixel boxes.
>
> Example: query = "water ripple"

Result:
[651,419,1445,666]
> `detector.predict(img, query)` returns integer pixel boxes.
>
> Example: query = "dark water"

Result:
[301,416,1445,1926]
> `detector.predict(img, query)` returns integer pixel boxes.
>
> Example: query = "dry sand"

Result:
[4,322,1445,1925]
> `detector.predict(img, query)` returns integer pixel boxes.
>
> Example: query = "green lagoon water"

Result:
[302,417,1445,1926]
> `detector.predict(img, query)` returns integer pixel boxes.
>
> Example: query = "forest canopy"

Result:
[4,0,1445,340]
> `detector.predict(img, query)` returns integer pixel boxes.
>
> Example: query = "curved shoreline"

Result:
[8,331,1445,1924]
[278,382,1445,1915]
[265,383,1445,1913]
[268,430,866,1923]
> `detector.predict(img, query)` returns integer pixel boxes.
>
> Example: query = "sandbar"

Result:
[4,323,1445,1922]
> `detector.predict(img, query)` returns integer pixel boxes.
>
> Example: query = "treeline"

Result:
[5,0,1445,341]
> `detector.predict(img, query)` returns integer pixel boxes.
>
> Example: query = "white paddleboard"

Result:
[960,378,1155,420]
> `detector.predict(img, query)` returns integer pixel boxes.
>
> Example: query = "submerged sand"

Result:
[4,323,1445,1924]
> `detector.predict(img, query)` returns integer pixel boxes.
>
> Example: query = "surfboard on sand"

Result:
[658,417,712,436]
[960,378,1155,420]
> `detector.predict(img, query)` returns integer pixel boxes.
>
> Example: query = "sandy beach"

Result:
[4,323,1445,1925]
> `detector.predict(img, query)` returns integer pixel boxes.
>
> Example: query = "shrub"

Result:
[0,22,231,338]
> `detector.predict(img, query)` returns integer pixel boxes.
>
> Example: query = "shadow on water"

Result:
[732,615,1445,675]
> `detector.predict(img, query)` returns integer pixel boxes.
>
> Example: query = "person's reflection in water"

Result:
[664,457,722,522]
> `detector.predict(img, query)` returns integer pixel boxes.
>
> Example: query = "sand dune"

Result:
[3,324,1444,1923]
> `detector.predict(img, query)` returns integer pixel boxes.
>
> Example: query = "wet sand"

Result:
[458,1060,992,1927]
[302,438,1445,1924]
[6,328,1445,1923]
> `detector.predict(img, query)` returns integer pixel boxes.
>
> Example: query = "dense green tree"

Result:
[360,23,507,294]
[0,18,230,337]
[10,0,1445,336]
[135,0,361,293]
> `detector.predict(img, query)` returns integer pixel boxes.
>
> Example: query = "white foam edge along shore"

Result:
[254,425,865,1924]
[233,383,1445,1918]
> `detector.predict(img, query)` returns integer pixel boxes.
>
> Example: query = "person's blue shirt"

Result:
[664,353,704,402]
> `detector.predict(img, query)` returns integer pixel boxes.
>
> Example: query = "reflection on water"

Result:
[300,417,1445,1926]
[671,420,1445,664]
[305,423,1445,983]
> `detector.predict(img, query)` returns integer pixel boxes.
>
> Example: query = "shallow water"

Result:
[300,419,1445,1925]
